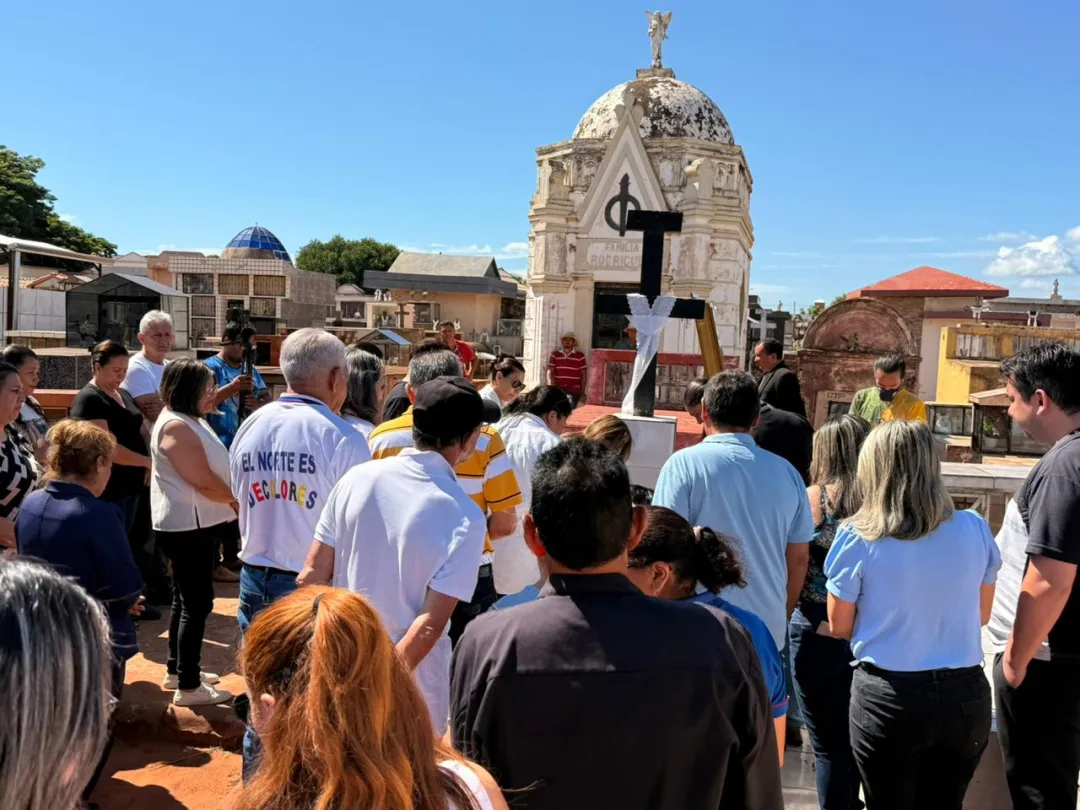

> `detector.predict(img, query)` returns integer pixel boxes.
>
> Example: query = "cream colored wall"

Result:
[919,318,956,400]
[436,293,502,338]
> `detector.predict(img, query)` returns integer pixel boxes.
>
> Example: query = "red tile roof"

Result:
[847,266,1009,299]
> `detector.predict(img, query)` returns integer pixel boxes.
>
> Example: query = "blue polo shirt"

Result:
[204,355,267,448]
[825,509,1001,671]
[653,432,813,647]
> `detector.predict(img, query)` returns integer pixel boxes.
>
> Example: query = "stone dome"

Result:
[572,75,733,144]
[222,225,291,262]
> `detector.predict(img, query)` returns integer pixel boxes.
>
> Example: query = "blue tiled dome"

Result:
[222,225,291,262]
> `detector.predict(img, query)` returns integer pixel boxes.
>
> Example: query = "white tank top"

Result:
[150,409,235,531]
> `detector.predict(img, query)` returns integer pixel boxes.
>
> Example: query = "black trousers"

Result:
[156,524,220,690]
[217,519,241,567]
[83,658,126,800]
[994,654,1080,810]
[850,664,991,810]
[448,563,497,646]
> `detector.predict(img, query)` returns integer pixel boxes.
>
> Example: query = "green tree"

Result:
[295,235,400,287]
[0,145,117,257]
[829,293,847,307]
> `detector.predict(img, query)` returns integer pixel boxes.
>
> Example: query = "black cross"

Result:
[594,209,706,417]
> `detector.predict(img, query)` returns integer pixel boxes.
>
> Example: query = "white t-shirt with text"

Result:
[231,394,371,573]
[120,352,168,399]
[314,448,486,732]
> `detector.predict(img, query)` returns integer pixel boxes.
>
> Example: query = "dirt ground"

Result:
[91,582,244,809]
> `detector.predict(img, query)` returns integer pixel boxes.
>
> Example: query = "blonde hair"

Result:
[810,415,871,520]
[45,419,115,480]
[847,420,954,541]
[582,414,633,460]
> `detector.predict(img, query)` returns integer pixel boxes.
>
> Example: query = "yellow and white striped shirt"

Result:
[368,408,523,554]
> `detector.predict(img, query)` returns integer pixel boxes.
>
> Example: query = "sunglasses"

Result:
[511,380,525,391]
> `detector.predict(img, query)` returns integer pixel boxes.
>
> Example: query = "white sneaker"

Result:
[163,671,221,690]
[172,683,233,707]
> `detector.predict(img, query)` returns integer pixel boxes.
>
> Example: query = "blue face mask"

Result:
[878,387,899,402]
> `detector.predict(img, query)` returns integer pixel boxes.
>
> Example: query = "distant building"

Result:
[975,280,1080,328]
[846,266,1009,401]
[145,225,336,344]
[364,252,525,353]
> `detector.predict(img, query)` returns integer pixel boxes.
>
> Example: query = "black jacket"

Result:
[757,362,806,418]
[752,403,813,485]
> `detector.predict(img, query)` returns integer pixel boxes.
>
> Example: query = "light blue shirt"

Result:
[824,509,1002,671]
[653,432,813,646]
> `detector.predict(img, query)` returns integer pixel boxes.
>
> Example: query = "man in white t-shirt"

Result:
[120,310,175,424]
[299,375,489,733]
[230,327,370,778]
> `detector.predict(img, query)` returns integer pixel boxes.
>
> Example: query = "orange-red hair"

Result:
[235,587,478,810]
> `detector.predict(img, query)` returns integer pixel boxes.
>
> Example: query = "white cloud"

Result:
[1066,226,1080,244]
[498,241,529,259]
[1018,278,1053,290]
[854,235,942,244]
[58,213,79,225]
[979,231,1036,243]
[985,234,1077,278]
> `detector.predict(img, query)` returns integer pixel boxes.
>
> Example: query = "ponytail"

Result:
[687,526,746,593]
[630,507,746,595]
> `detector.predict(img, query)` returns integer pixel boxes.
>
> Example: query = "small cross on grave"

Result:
[594,209,707,417]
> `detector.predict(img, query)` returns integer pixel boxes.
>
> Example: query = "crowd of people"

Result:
[1,318,1078,810]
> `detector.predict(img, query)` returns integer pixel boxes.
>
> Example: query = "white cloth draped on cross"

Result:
[621,293,676,415]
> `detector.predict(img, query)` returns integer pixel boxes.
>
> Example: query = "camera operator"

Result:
[204,322,269,583]
[205,322,270,450]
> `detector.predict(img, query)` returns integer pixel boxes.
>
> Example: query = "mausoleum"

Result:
[521,16,752,396]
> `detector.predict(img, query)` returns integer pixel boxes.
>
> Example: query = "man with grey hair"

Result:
[229,327,371,777]
[121,309,175,423]
[369,347,522,643]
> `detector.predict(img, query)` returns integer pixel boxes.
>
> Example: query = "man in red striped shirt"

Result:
[547,332,588,408]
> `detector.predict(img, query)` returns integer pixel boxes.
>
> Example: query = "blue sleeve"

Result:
[90,503,144,609]
[788,471,813,545]
[252,367,268,397]
[824,525,867,604]
[747,616,788,718]
[653,457,690,520]
[976,512,1003,585]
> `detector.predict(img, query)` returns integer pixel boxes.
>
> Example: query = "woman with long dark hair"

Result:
[236,586,507,810]
[478,354,525,410]
[624,505,789,765]
[492,386,572,596]
[341,346,386,440]
[789,414,870,810]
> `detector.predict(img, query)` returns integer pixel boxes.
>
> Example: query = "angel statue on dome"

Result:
[646,10,672,69]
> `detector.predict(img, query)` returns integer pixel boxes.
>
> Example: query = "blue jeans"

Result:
[238,564,298,781]
[790,604,863,810]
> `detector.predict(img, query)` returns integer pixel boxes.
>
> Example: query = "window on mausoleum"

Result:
[191,296,216,318]
[252,276,286,297]
[219,274,250,296]
[182,274,214,295]
[250,297,277,317]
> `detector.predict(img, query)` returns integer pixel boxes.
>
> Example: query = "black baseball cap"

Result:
[413,376,500,439]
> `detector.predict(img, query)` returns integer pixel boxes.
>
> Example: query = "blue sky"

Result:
[7,0,1079,308]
